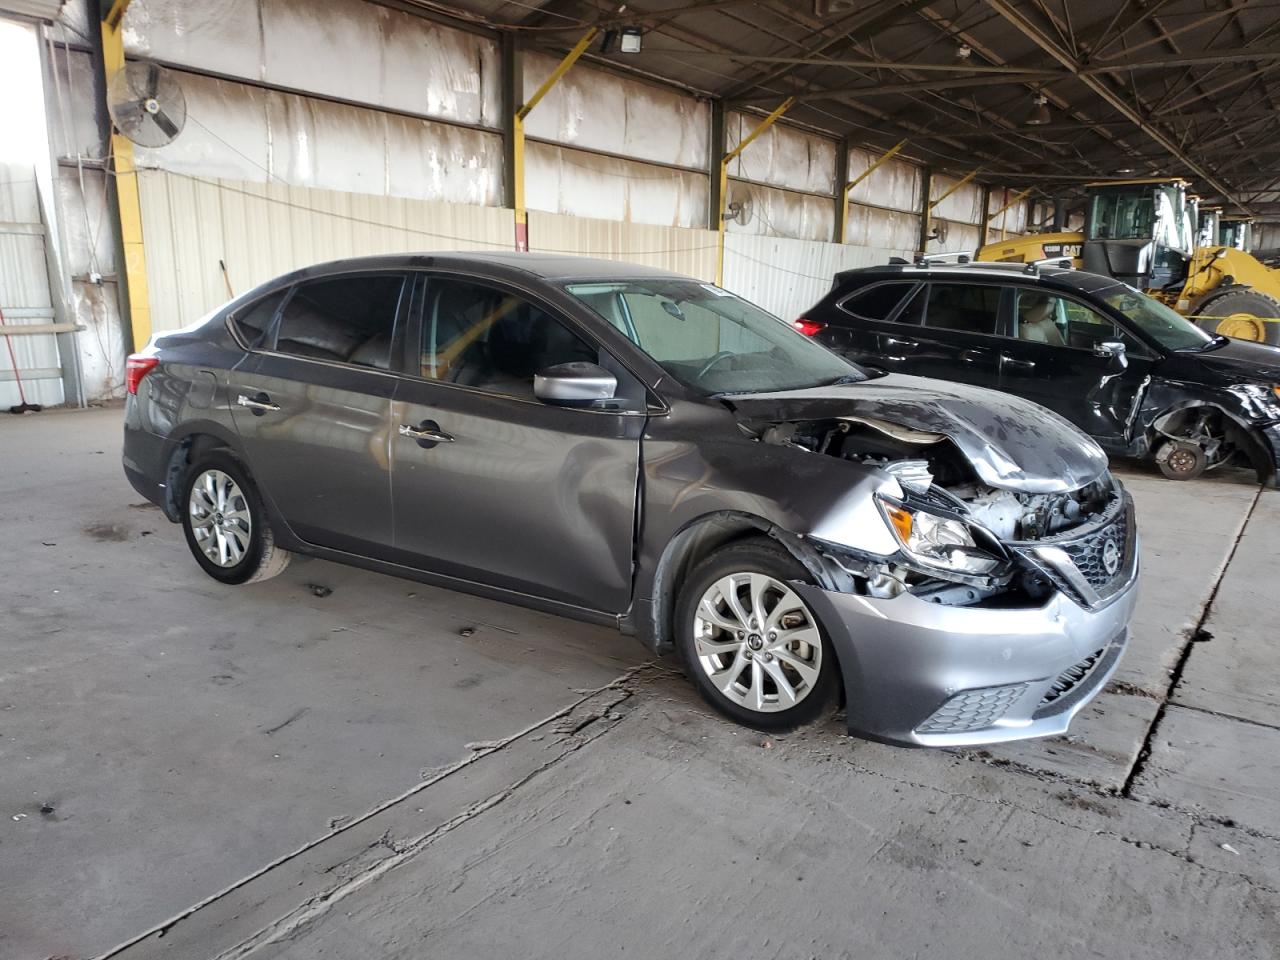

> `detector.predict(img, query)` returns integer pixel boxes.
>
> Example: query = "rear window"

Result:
[230,291,286,349]
[840,282,917,322]
[923,283,1002,336]
[274,275,405,369]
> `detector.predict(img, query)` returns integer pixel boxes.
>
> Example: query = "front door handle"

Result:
[959,349,990,364]
[1001,354,1037,371]
[399,421,455,448]
[884,337,918,349]
[236,392,280,415]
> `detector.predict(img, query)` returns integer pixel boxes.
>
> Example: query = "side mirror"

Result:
[1094,340,1128,371]
[533,361,617,405]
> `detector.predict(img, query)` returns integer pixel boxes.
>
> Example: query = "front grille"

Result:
[915,683,1028,736]
[1039,649,1105,708]
[1059,512,1128,591]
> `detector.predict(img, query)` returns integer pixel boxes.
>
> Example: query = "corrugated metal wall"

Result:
[723,233,904,320]
[0,164,61,407]
[136,170,514,330]
[529,210,716,279]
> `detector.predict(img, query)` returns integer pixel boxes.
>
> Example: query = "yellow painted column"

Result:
[101,0,151,349]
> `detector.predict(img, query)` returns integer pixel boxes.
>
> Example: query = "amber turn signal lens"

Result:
[883,503,914,543]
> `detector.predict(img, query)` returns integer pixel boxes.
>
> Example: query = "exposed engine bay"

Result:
[748,415,1122,608]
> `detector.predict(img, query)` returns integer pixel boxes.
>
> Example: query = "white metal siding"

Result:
[136,170,514,332]
[0,165,61,406]
[527,210,716,280]
[722,233,904,321]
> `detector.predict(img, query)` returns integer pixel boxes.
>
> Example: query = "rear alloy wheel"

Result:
[676,539,838,730]
[181,453,290,584]
[1194,289,1280,345]
[1155,439,1208,481]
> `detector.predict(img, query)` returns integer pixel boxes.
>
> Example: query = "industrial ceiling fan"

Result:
[107,61,186,148]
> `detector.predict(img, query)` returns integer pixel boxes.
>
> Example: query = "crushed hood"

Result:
[728,374,1108,494]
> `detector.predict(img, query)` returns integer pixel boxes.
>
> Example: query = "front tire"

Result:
[181,453,290,584]
[675,538,839,731]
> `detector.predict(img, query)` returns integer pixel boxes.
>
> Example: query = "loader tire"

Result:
[1193,289,1280,345]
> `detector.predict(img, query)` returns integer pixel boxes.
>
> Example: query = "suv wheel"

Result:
[676,538,839,730]
[181,453,291,584]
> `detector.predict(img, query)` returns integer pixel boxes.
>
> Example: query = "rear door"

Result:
[890,281,1008,388]
[998,286,1155,443]
[388,273,644,613]
[228,272,407,555]
[814,280,921,367]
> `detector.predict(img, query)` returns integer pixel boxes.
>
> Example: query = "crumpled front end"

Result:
[737,401,1139,746]
[802,491,1138,746]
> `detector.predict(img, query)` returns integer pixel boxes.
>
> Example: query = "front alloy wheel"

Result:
[693,573,823,713]
[677,538,839,730]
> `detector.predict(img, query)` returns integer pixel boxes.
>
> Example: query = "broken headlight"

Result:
[877,497,1004,577]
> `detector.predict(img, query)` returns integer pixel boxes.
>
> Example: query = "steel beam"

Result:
[100,0,150,351]
[716,97,794,285]
[511,27,597,252]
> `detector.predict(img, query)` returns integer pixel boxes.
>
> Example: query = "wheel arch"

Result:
[1148,400,1275,483]
[637,510,855,657]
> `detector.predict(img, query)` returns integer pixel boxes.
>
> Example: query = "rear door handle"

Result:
[959,349,991,364]
[236,392,280,415]
[1001,354,1037,371]
[884,337,918,349]
[399,421,455,448]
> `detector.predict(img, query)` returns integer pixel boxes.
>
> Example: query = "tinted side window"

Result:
[275,275,404,369]
[841,282,916,322]
[421,278,598,400]
[923,284,1001,335]
[230,291,286,349]
[1013,288,1149,355]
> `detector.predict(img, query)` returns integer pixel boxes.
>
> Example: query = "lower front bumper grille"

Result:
[915,683,1028,735]
[1038,648,1105,709]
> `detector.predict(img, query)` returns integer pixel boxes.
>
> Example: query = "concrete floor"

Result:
[2,407,1277,960]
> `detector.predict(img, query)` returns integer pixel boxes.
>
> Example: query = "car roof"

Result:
[834,261,1125,295]
[271,251,691,285]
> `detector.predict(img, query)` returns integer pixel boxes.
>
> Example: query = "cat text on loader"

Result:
[976,179,1280,345]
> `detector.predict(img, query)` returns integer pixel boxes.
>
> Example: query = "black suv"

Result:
[797,262,1280,482]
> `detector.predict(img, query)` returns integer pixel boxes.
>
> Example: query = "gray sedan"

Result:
[123,252,1138,746]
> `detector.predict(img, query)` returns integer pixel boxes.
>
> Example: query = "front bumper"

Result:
[798,510,1140,747]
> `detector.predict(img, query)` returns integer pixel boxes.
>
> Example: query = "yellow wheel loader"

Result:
[976,179,1280,345]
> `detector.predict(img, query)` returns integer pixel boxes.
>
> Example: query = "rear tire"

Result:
[675,538,839,731]
[1193,289,1280,345]
[181,452,291,585]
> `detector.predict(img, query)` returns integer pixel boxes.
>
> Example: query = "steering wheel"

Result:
[696,350,735,379]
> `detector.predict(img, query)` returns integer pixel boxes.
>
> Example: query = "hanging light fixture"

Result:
[1025,92,1051,126]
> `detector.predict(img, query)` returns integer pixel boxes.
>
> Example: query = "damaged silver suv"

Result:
[123,253,1138,746]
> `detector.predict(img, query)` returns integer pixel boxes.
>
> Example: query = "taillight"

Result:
[792,317,825,337]
[125,354,159,394]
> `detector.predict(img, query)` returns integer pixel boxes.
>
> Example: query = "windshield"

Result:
[1104,285,1215,351]
[564,279,863,394]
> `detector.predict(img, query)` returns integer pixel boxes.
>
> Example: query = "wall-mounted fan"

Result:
[107,62,187,148]
[724,195,755,227]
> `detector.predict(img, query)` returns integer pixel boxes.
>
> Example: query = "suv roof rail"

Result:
[914,254,928,266]
[1022,262,1039,276]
